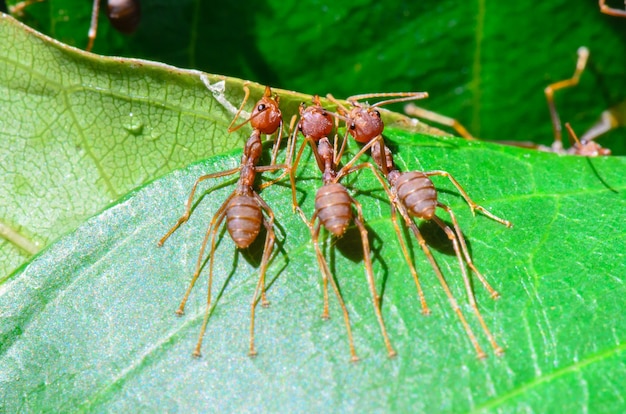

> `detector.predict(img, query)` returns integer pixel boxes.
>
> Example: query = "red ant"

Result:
[158,85,287,358]
[9,0,140,52]
[328,92,512,358]
[288,96,406,361]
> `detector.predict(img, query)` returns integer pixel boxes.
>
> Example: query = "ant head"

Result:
[250,86,282,134]
[347,106,384,143]
[299,96,334,140]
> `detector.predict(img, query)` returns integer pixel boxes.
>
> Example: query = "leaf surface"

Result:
[1,128,625,412]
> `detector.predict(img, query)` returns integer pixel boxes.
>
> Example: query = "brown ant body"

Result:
[329,92,511,358]
[10,0,141,52]
[289,96,403,361]
[158,86,285,358]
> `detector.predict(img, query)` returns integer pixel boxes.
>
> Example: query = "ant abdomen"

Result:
[315,183,353,237]
[107,0,141,34]
[395,172,437,220]
[226,195,263,249]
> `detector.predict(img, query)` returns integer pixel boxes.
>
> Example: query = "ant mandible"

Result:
[158,85,287,358]
[329,92,511,358]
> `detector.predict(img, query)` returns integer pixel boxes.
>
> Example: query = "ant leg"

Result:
[341,162,430,315]
[189,198,232,358]
[227,85,252,132]
[394,202,486,358]
[310,217,359,361]
[158,167,241,246]
[437,203,500,299]
[86,0,100,52]
[310,214,330,319]
[404,104,476,140]
[430,214,504,356]
[346,92,429,108]
[599,0,626,16]
[269,120,284,166]
[351,196,396,357]
[8,0,45,16]
[248,194,276,357]
[178,193,234,317]
[544,47,589,148]
[423,170,512,227]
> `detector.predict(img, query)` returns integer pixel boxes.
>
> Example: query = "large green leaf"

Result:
[0,13,436,277]
[8,0,626,150]
[1,127,625,412]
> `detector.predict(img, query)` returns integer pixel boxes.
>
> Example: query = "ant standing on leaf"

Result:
[328,92,512,358]
[288,96,408,361]
[158,85,288,358]
[9,0,141,52]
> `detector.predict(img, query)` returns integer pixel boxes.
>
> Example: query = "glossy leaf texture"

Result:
[0,14,433,277]
[7,0,626,151]
[1,127,625,412]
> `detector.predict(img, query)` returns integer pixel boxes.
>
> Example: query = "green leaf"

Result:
[8,0,626,151]
[1,127,625,412]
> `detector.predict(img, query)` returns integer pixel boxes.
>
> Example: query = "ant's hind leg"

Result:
[158,167,241,247]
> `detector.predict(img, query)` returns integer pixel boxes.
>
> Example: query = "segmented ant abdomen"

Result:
[250,97,282,135]
[300,108,334,140]
[107,0,141,34]
[395,172,437,220]
[349,107,384,143]
[226,195,263,249]
[315,183,353,237]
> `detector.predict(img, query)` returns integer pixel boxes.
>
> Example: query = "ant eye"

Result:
[257,104,266,111]
[322,111,328,117]
[374,110,381,118]
[350,123,356,130]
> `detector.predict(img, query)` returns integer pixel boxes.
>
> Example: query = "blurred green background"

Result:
[6,0,626,153]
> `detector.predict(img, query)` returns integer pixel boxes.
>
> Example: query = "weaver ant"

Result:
[328,92,512,358]
[158,85,287,358]
[288,96,404,360]
[404,47,612,156]
[9,0,140,52]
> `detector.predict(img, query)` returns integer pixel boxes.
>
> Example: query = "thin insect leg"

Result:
[544,47,589,147]
[347,92,429,108]
[190,206,231,358]
[430,214,503,356]
[253,193,276,307]
[335,135,385,180]
[351,196,396,357]
[310,218,358,361]
[158,167,242,246]
[248,197,276,357]
[339,162,430,314]
[393,202,486,358]
[227,85,251,132]
[290,138,324,216]
[390,204,430,314]
[599,0,626,17]
[269,119,284,166]
[177,192,235,316]
[8,0,46,16]
[423,170,512,227]
[437,203,500,299]
[86,0,100,52]
[404,104,477,141]
[310,218,330,319]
